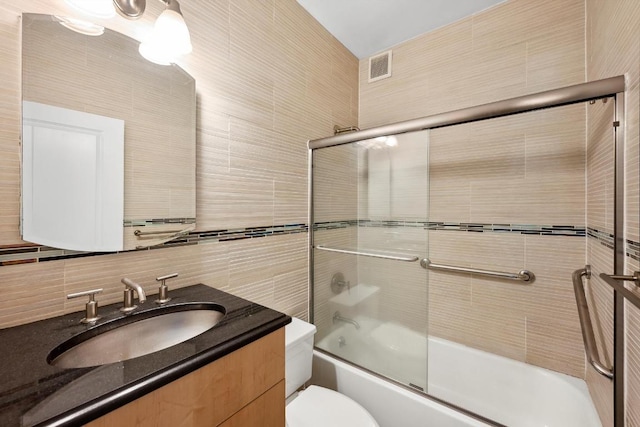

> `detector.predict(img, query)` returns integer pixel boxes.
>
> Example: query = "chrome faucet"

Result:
[333,311,360,330]
[120,278,147,313]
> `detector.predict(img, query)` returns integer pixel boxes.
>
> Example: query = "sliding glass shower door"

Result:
[311,130,430,391]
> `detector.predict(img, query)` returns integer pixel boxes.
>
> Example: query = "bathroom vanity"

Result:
[0,285,290,426]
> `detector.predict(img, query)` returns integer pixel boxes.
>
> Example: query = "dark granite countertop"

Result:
[0,284,291,427]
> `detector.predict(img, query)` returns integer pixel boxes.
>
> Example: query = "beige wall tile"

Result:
[627,304,640,427]
[526,316,585,378]
[357,226,428,333]
[361,130,429,221]
[428,268,474,352]
[0,261,65,327]
[312,144,359,223]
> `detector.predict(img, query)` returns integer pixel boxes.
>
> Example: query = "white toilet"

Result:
[285,317,379,427]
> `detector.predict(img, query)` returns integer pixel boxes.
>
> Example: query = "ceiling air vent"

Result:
[368,50,392,83]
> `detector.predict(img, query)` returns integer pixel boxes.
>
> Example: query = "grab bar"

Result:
[420,259,534,282]
[134,229,189,238]
[314,245,419,262]
[573,266,613,379]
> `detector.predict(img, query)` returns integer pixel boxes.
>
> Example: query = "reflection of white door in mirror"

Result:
[21,101,124,251]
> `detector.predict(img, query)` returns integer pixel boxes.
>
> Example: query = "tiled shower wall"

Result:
[0,0,359,328]
[586,0,640,426]
[358,0,589,382]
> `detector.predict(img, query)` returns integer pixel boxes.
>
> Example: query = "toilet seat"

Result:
[286,385,379,427]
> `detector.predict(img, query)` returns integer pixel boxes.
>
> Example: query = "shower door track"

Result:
[308,75,624,149]
[307,75,627,425]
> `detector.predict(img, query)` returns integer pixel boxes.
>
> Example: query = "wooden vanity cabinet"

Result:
[86,328,285,427]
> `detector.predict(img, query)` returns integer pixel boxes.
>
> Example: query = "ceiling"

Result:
[296,0,506,59]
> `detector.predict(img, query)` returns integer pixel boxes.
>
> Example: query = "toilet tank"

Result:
[285,317,317,397]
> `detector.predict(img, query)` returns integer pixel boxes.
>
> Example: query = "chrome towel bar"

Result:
[314,245,419,262]
[573,266,613,379]
[420,259,534,282]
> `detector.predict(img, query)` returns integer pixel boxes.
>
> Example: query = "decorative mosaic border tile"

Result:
[183,224,308,243]
[586,227,640,261]
[2,221,637,265]
[314,220,586,236]
[587,227,614,250]
[627,239,640,261]
[425,222,586,236]
[0,223,308,266]
[315,221,640,261]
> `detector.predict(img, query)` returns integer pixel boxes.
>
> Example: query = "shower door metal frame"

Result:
[308,75,626,426]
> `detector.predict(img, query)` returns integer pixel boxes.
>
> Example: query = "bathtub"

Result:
[312,319,602,427]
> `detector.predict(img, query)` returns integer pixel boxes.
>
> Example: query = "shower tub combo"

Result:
[308,77,626,427]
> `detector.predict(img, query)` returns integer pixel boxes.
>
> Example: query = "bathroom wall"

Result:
[0,0,358,328]
[586,0,640,425]
[358,0,588,380]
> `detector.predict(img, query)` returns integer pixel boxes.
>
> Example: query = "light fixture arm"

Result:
[113,0,185,19]
[113,0,146,19]
[162,0,182,14]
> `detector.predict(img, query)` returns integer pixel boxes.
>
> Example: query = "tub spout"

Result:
[333,311,360,330]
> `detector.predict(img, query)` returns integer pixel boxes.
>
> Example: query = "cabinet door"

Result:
[218,381,285,427]
[86,328,285,427]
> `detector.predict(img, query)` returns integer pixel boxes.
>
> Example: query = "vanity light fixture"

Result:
[138,0,193,65]
[65,0,192,65]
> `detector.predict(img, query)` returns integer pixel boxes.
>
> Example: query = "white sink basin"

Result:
[48,302,225,369]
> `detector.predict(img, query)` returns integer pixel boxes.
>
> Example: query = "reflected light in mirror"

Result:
[359,136,398,149]
[139,0,192,65]
[65,0,116,19]
[56,16,105,36]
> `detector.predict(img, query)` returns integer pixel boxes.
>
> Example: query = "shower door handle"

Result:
[314,245,419,262]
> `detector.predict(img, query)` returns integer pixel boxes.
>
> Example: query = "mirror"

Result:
[21,13,196,252]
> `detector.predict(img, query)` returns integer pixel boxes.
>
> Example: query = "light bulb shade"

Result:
[64,0,116,18]
[156,9,192,55]
[138,8,192,65]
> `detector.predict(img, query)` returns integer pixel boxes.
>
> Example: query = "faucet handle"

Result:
[155,273,178,304]
[67,288,103,324]
[331,272,350,294]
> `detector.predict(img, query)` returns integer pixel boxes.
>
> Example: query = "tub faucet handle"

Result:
[155,273,178,304]
[67,288,103,324]
[331,272,350,294]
